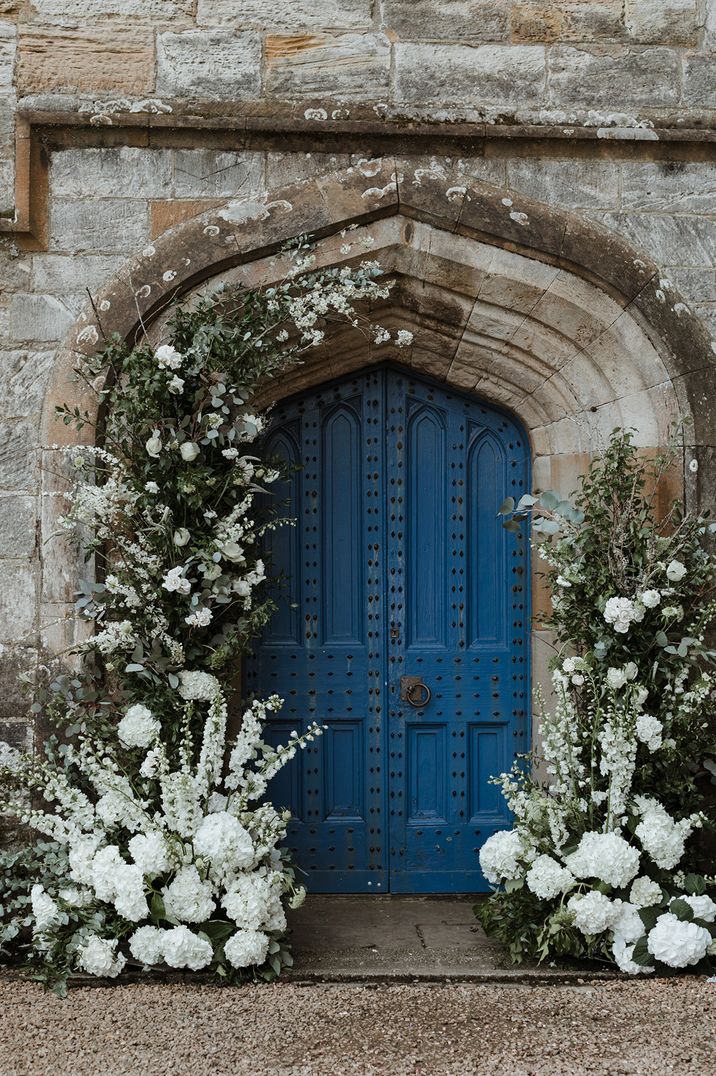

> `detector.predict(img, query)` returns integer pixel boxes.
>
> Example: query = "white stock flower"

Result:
[635,713,663,753]
[629,876,663,908]
[77,935,126,978]
[128,831,171,876]
[180,442,200,462]
[479,829,528,884]
[525,855,574,900]
[173,528,190,547]
[193,812,254,875]
[162,566,191,595]
[129,925,165,966]
[118,704,159,749]
[155,344,183,370]
[564,832,640,889]
[145,431,162,458]
[162,865,215,924]
[647,912,711,968]
[567,891,617,936]
[640,589,661,608]
[31,885,67,933]
[161,925,213,970]
[665,559,687,582]
[224,928,269,969]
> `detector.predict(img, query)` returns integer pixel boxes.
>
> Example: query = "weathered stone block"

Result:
[621,162,716,214]
[9,295,75,344]
[684,52,716,108]
[266,32,391,99]
[625,0,699,46]
[51,147,173,200]
[149,199,222,238]
[197,0,372,30]
[32,0,193,19]
[157,30,261,99]
[0,20,15,91]
[381,1,509,41]
[16,26,155,94]
[0,351,54,418]
[506,157,619,209]
[0,562,37,642]
[596,212,716,269]
[0,719,32,751]
[666,268,716,305]
[32,254,124,295]
[394,43,546,105]
[547,45,680,107]
[50,199,149,254]
[0,495,36,558]
[0,420,37,491]
[266,151,353,188]
[173,149,264,198]
[510,1,624,44]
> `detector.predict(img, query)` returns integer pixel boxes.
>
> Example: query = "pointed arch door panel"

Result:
[245,367,530,893]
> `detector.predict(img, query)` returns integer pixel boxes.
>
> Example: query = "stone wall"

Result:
[2,1,716,757]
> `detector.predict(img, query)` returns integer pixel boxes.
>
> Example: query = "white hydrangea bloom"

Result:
[161,925,213,970]
[479,829,528,884]
[178,670,221,701]
[90,845,125,902]
[193,812,254,877]
[635,713,663,753]
[118,704,159,749]
[674,894,716,923]
[31,885,67,933]
[564,832,640,889]
[162,865,215,924]
[77,935,126,978]
[68,835,102,887]
[611,900,644,945]
[634,798,696,870]
[525,855,574,900]
[129,925,165,966]
[629,876,663,908]
[612,936,654,975]
[112,863,149,923]
[128,831,171,876]
[224,928,269,969]
[221,872,274,929]
[568,891,617,936]
[647,912,711,968]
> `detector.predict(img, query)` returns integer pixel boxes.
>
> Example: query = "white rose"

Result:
[146,431,162,458]
[168,375,185,395]
[623,662,638,681]
[173,528,190,547]
[219,541,245,563]
[155,344,183,370]
[606,667,628,691]
[180,442,200,462]
[665,559,686,582]
[640,589,661,608]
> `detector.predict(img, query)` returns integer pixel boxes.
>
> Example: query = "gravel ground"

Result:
[0,974,714,1075]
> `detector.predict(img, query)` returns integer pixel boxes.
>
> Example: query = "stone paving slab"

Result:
[286,896,617,983]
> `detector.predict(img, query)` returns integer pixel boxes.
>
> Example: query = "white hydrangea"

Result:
[612,936,654,975]
[162,865,215,924]
[193,812,254,877]
[479,829,528,884]
[224,928,269,969]
[161,925,214,970]
[564,832,640,889]
[665,559,687,582]
[118,704,160,749]
[568,891,617,936]
[31,885,67,933]
[178,670,221,701]
[112,863,149,923]
[603,597,645,634]
[90,845,125,901]
[629,876,663,908]
[68,835,102,887]
[634,799,695,870]
[222,872,274,929]
[129,925,165,966]
[525,855,574,900]
[77,935,126,978]
[128,831,171,876]
[635,713,663,753]
[611,900,644,945]
[674,894,716,923]
[647,912,711,968]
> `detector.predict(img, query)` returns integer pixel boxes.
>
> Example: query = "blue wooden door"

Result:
[245,367,530,893]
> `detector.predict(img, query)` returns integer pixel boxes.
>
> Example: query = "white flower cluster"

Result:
[603,597,645,634]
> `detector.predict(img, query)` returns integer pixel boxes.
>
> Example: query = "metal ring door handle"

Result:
[406,681,432,708]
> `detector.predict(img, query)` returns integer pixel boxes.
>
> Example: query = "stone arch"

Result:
[40,158,716,667]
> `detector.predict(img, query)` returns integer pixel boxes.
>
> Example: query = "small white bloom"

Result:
[162,566,191,595]
[31,885,67,933]
[144,481,159,494]
[185,607,213,627]
[180,442,200,462]
[640,589,661,609]
[395,329,414,347]
[173,528,191,547]
[118,704,160,749]
[635,713,663,753]
[555,575,572,588]
[606,667,628,691]
[689,458,699,473]
[222,447,239,460]
[155,344,183,370]
[145,431,162,458]
[665,559,687,582]
[178,670,221,701]
[167,375,185,395]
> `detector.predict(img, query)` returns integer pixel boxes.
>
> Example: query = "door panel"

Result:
[246,366,529,894]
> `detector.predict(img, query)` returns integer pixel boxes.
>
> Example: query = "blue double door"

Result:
[245,366,530,893]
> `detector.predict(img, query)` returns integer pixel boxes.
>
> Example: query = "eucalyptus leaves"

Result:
[478,432,716,974]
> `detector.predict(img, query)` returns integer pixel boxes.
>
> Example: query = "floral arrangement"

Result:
[477,432,716,975]
[0,240,411,993]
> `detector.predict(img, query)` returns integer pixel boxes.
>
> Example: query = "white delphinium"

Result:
[161,925,214,970]
[525,855,574,900]
[162,865,215,924]
[479,829,529,884]
[564,832,640,889]
[117,704,159,749]
[78,935,126,978]
[224,929,270,970]
[567,891,617,936]
[647,912,711,968]
[629,876,663,908]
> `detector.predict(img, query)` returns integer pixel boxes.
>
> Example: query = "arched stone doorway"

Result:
[40,160,714,839]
